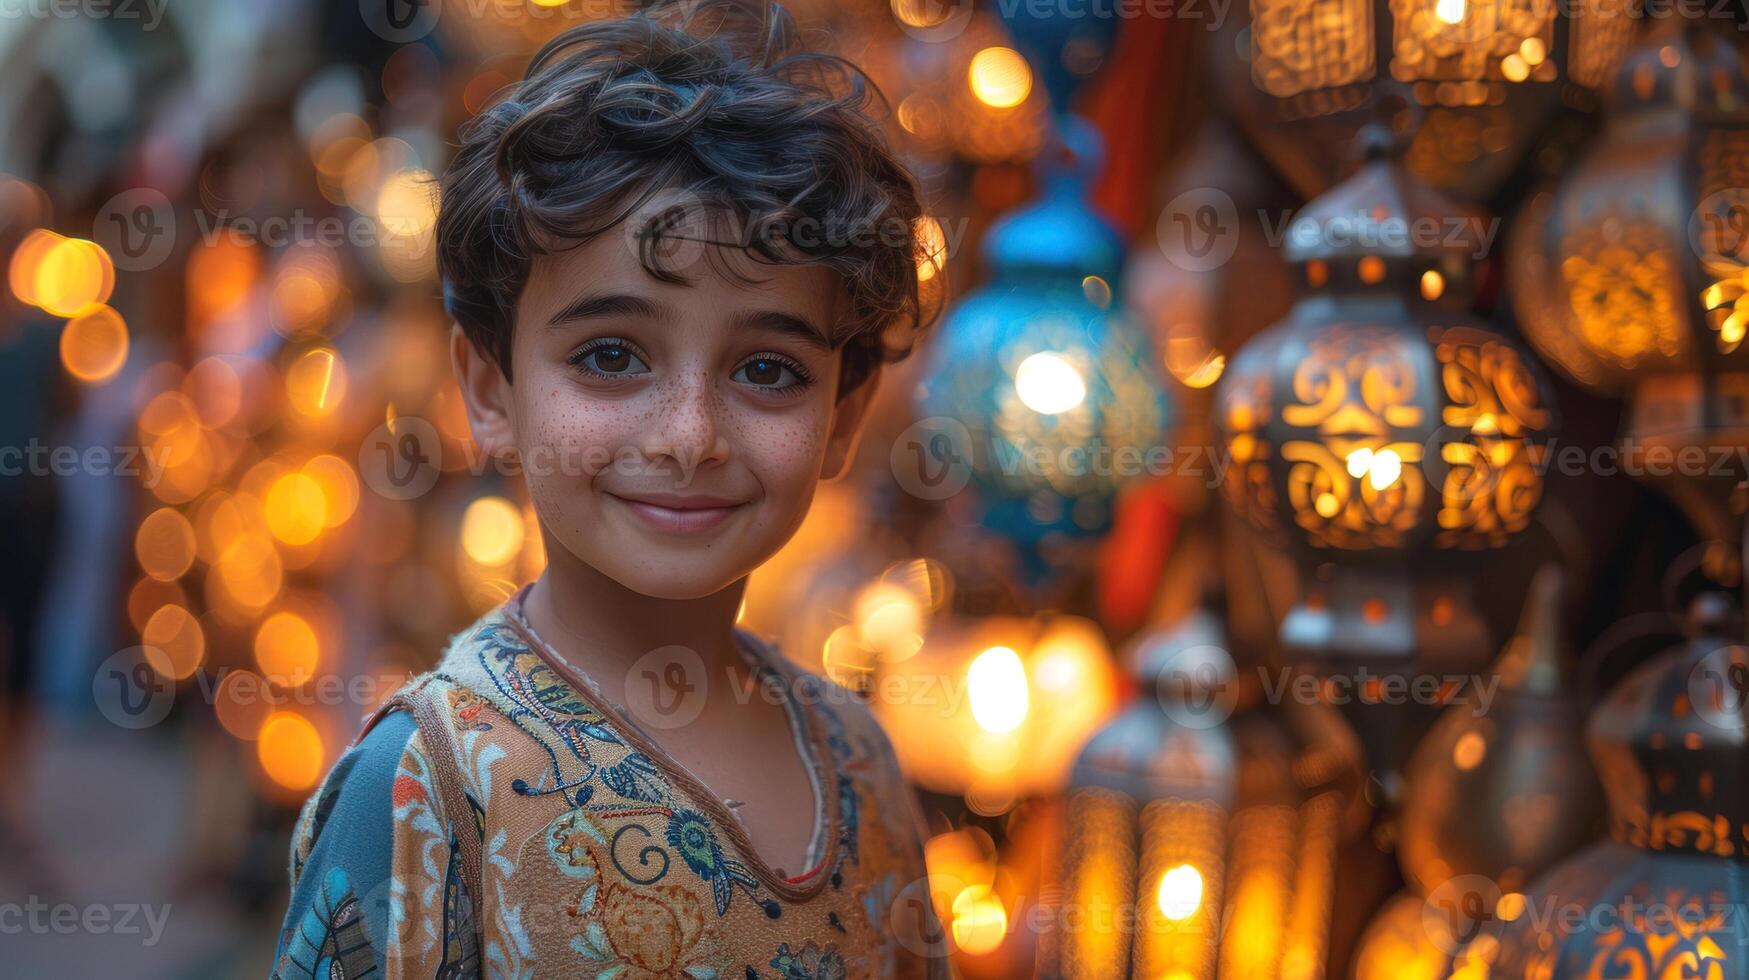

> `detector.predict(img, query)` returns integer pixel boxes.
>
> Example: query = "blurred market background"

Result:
[6,0,1749,976]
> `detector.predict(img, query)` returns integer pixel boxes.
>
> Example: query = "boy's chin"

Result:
[580,552,751,602]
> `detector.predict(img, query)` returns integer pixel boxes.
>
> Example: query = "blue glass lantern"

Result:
[916,119,1174,588]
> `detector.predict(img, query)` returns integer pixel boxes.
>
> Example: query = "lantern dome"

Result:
[915,119,1173,586]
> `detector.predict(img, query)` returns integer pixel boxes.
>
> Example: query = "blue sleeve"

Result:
[269,712,419,979]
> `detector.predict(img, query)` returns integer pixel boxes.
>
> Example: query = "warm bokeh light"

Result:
[141,603,206,680]
[135,507,197,582]
[916,215,948,282]
[967,645,1028,734]
[255,610,321,686]
[1344,446,1404,491]
[969,47,1032,109]
[214,532,285,611]
[302,455,360,528]
[59,305,129,382]
[257,711,325,791]
[1452,729,1487,770]
[462,495,525,566]
[852,580,926,662]
[11,231,115,316]
[376,168,439,237]
[265,472,329,545]
[1014,351,1087,415]
[1157,863,1204,922]
[182,356,244,428]
[285,347,347,417]
[950,884,1008,956]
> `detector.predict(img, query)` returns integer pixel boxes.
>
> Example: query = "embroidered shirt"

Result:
[271,599,946,979]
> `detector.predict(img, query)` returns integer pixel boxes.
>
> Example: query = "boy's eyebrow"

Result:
[549,292,664,325]
[731,309,834,351]
[550,292,833,351]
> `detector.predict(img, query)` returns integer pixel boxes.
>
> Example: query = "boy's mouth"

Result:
[604,491,747,535]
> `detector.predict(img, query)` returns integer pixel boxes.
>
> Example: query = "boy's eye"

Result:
[574,344,649,376]
[733,357,802,388]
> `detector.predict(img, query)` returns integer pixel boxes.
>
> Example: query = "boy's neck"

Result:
[521,540,748,685]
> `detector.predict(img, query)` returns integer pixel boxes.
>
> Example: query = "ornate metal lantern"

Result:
[1349,566,1604,979]
[1206,0,1639,202]
[1048,606,1363,979]
[1450,592,1749,978]
[1511,16,1749,583]
[1397,566,1602,903]
[915,119,1173,589]
[1213,130,1556,771]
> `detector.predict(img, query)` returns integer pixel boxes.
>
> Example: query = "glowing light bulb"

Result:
[969,47,1032,108]
[1157,863,1203,921]
[1436,0,1466,24]
[950,884,1008,955]
[1346,447,1403,491]
[1368,448,1403,490]
[967,645,1028,734]
[1014,351,1086,415]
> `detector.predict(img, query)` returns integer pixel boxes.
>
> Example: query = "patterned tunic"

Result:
[271,598,947,979]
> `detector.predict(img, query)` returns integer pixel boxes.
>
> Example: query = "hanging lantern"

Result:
[872,611,1122,810]
[1351,566,1603,978]
[1047,606,1364,978]
[1511,16,1749,583]
[1205,0,1639,202]
[915,118,1174,591]
[1450,591,1749,977]
[1398,564,1603,903]
[1213,128,1557,774]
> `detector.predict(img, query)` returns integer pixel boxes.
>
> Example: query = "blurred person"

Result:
[270,1,946,977]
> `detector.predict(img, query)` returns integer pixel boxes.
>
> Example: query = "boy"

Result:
[271,2,947,976]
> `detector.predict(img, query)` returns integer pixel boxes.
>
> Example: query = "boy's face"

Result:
[453,213,877,600]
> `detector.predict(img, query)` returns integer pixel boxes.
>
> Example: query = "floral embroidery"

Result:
[770,940,848,980]
[548,810,607,887]
[668,807,761,915]
[278,603,947,980]
[448,687,495,732]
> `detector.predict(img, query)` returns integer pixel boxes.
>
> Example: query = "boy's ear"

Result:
[450,324,516,457]
[821,363,882,482]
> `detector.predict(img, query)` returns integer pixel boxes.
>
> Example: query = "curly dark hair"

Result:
[436,0,931,393]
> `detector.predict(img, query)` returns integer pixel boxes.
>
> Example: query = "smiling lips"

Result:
[608,491,746,534]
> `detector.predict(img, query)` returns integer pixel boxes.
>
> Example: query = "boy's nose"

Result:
[640,373,730,470]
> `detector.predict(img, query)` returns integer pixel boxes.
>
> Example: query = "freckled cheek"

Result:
[728,406,829,499]
[517,386,644,479]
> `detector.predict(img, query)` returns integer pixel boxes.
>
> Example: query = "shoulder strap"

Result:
[357,681,486,943]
